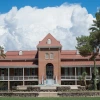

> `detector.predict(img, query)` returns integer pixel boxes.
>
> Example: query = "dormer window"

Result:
[19,50,22,55]
[47,39,51,44]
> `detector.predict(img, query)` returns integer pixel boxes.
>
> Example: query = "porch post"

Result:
[23,67,24,86]
[75,67,77,85]
[42,75,44,84]
[8,68,9,80]
[8,68,10,90]
[56,76,57,84]
[90,67,92,79]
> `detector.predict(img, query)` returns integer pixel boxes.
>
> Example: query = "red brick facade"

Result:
[0,33,100,90]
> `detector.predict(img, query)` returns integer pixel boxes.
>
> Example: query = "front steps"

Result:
[44,79,55,85]
[38,92,59,97]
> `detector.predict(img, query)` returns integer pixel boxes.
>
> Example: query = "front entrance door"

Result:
[46,63,53,79]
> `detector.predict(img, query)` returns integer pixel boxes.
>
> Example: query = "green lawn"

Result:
[0,97,100,100]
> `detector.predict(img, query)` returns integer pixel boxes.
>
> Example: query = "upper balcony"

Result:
[0,76,38,81]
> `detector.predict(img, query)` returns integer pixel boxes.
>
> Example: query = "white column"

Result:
[90,67,92,79]
[8,68,10,90]
[8,68,9,80]
[23,68,24,86]
[75,67,77,85]
[56,76,57,84]
[42,75,44,84]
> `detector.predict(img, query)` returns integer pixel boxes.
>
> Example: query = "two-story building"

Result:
[0,33,100,90]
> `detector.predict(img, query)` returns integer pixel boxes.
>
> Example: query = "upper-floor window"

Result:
[19,50,22,55]
[50,53,53,59]
[45,53,49,59]
[47,39,51,44]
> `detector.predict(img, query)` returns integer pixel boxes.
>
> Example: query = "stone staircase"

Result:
[38,92,58,97]
[44,79,55,85]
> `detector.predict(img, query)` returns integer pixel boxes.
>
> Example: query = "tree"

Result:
[78,71,87,86]
[0,46,6,59]
[76,10,100,90]
[82,71,87,86]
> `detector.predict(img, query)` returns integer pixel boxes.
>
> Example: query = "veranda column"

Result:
[8,68,9,80]
[90,67,92,79]
[23,67,24,86]
[56,76,57,84]
[8,68,10,90]
[75,67,77,85]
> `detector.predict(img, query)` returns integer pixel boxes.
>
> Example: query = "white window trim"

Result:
[45,53,49,59]
[47,39,51,44]
[50,53,54,59]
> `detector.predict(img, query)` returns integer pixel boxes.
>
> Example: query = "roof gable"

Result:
[37,33,62,48]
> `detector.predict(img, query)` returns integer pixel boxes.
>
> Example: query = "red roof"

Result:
[61,61,100,67]
[61,50,100,59]
[37,33,62,48]
[1,50,38,60]
[61,50,77,55]
[0,62,37,67]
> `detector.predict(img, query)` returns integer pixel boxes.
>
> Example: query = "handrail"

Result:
[0,76,38,80]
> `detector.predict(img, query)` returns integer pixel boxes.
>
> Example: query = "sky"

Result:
[0,0,100,51]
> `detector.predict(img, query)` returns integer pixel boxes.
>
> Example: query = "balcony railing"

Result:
[0,76,38,81]
[61,75,100,80]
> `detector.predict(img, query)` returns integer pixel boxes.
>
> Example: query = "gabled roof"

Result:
[37,33,62,48]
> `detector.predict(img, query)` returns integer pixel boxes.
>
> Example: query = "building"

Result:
[0,33,100,90]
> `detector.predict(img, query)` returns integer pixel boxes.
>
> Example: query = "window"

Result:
[82,67,86,72]
[1,69,4,75]
[65,68,68,76]
[50,53,53,59]
[78,67,81,75]
[70,68,73,75]
[45,53,49,59]
[32,68,35,75]
[19,50,22,55]
[26,68,30,76]
[47,39,51,44]
[14,68,23,76]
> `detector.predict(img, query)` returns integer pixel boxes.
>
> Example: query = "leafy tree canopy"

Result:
[76,10,100,57]
[0,46,6,59]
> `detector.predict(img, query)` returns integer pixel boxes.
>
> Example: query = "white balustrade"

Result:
[61,75,99,80]
[0,76,38,80]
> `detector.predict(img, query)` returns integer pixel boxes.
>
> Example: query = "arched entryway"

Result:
[46,63,54,79]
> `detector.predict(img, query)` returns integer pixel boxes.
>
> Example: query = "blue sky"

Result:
[0,0,100,16]
[0,0,98,50]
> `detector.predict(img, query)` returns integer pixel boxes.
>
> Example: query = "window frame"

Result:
[45,53,49,59]
[50,53,54,59]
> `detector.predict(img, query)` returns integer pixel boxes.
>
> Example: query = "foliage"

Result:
[76,36,92,57]
[76,10,100,90]
[76,10,100,57]
[78,71,87,86]
[0,46,6,59]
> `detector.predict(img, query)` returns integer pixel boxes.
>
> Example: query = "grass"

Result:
[0,97,100,100]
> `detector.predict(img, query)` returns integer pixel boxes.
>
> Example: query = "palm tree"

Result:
[89,10,100,44]
[82,72,87,86]
[78,76,83,85]
[78,72,87,86]
[76,10,100,90]
[89,10,100,90]
[0,46,6,59]
[0,46,6,90]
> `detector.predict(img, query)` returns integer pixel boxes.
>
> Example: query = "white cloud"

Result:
[0,3,94,51]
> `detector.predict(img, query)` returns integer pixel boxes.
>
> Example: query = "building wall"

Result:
[38,48,61,84]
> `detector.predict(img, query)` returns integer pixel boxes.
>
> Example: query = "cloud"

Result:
[0,3,94,51]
